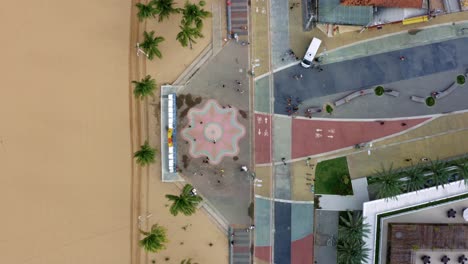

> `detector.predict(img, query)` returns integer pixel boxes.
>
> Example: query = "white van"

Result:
[300,38,322,68]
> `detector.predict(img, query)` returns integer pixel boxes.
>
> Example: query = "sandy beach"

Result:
[0,0,227,263]
[0,0,132,263]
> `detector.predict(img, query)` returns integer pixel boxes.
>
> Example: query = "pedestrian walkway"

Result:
[321,21,468,65]
[230,0,249,39]
[231,227,252,264]
[270,0,295,69]
[319,178,369,210]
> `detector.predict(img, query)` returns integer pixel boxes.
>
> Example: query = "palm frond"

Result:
[372,164,402,200]
[133,140,156,165]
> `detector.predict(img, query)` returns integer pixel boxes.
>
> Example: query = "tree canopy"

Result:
[166,184,203,216]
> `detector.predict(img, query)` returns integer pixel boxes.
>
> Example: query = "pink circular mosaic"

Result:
[181,99,246,164]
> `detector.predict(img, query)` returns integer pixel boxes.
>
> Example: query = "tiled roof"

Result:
[341,0,423,8]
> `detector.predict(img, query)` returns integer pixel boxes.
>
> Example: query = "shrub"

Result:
[374,86,384,96]
[248,202,254,219]
[425,97,435,107]
[457,75,466,85]
[199,0,206,6]
[325,104,333,114]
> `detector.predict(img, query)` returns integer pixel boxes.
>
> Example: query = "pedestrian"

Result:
[228,105,232,108]
[421,157,429,162]
[399,56,406,61]
[222,84,225,88]
[237,88,240,92]
[240,90,245,94]
[281,157,286,165]
[231,240,235,246]
[200,121,203,124]
[249,225,255,230]
[405,158,412,162]
[401,122,407,126]
[236,80,241,85]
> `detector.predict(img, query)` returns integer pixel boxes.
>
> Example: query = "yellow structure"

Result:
[403,15,429,25]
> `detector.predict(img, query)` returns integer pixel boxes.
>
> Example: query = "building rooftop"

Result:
[319,0,373,26]
[389,223,468,264]
[341,0,424,8]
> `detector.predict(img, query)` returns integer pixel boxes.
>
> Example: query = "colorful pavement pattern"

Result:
[255,113,430,163]
[291,117,430,159]
[181,99,246,164]
[254,113,272,164]
[254,197,314,264]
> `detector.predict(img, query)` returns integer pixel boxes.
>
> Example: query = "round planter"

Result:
[325,104,334,114]
[425,97,435,107]
[374,86,384,96]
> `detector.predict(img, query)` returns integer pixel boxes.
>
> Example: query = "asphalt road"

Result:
[273,37,468,115]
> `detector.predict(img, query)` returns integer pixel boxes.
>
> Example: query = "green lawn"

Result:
[315,157,353,195]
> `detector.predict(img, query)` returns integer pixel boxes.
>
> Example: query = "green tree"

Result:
[373,164,402,200]
[338,211,370,243]
[141,31,165,60]
[153,0,181,22]
[166,184,203,216]
[182,1,211,30]
[132,75,156,99]
[426,159,449,189]
[337,238,370,264]
[176,22,204,49]
[181,259,198,264]
[136,2,157,21]
[134,140,156,166]
[456,158,468,186]
[402,164,425,193]
[139,224,168,253]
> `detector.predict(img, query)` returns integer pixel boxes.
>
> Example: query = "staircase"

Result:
[229,0,249,40]
[230,227,252,264]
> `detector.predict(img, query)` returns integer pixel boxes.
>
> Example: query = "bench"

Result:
[435,83,458,99]
[384,89,400,97]
[306,107,322,113]
[334,99,346,107]
[410,95,426,103]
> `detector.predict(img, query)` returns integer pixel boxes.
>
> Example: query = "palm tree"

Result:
[338,211,370,243]
[140,31,165,60]
[139,224,168,252]
[427,159,449,189]
[182,1,211,30]
[136,2,157,21]
[402,164,425,193]
[337,238,370,264]
[176,22,204,49]
[165,184,203,216]
[181,259,198,264]
[153,0,181,22]
[134,140,156,166]
[373,164,402,200]
[132,75,156,99]
[456,158,468,186]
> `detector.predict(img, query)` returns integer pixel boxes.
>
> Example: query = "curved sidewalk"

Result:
[320,21,468,65]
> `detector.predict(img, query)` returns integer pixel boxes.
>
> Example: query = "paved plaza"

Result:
[273,37,468,116]
[181,99,245,164]
[176,42,252,225]
[254,197,314,264]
